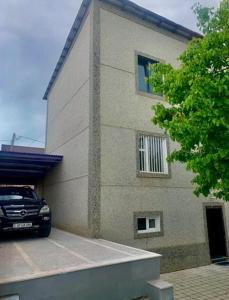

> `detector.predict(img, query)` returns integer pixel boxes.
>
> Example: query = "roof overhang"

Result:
[43,0,202,100]
[0,151,63,185]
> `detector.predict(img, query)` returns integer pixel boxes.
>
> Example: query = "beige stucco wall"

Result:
[44,11,91,236]
[42,0,229,271]
[98,5,229,258]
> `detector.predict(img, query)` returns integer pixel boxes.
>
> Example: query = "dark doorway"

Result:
[206,207,227,260]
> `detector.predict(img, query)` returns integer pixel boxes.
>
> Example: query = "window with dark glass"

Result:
[137,218,146,231]
[149,218,156,229]
[137,55,157,94]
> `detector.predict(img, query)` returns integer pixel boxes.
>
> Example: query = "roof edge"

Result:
[0,151,63,160]
[43,0,202,100]
[43,0,91,100]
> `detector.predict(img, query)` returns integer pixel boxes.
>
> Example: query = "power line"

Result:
[17,135,45,144]
[0,134,45,147]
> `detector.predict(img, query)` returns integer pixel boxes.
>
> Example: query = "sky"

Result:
[0,0,219,148]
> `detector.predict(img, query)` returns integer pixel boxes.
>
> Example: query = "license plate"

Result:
[13,223,32,229]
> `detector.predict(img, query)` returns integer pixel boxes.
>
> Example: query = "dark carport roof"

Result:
[0,151,63,185]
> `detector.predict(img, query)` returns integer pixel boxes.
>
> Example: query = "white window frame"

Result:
[137,216,161,234]
[139,134,168,175]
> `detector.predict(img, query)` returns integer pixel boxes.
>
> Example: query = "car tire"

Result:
[38,226,51,238]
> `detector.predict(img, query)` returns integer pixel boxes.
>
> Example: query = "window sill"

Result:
[137,171,171,179]
[138,229,160,234]
[136,90,164,101]
[134,230,164,239]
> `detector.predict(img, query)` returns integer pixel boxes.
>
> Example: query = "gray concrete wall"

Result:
[98,3,229,271]
[0,257,161,300]
[44,9,91,236]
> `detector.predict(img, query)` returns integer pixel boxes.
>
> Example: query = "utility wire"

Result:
[16,135,45,144]
[0,135,45,147]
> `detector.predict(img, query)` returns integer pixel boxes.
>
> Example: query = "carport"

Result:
[0,151,63,185]
[0,151,173,300]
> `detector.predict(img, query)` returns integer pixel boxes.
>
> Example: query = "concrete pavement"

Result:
[0,228,164,300]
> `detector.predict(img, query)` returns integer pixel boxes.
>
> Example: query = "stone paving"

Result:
[161,264,229,300]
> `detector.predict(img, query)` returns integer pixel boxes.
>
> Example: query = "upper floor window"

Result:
[138,134,168,175]
[137,55,157,94]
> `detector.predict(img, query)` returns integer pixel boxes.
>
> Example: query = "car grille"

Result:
[3,206,40,219]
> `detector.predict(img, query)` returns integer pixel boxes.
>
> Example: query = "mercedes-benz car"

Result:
[0,186,51,237]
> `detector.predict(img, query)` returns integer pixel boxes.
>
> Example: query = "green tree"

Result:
[149,0,229,201]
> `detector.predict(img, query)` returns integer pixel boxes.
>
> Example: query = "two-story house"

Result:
[42,0,229,272]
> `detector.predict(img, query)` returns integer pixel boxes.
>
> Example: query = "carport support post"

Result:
[148,279,173,300]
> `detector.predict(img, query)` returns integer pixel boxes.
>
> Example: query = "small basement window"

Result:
[137,55,158,94]
[137,216,160,233]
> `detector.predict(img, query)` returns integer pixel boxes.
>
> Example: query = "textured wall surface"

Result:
[43,0,229,271]
[98,4,229,271]
[44,11,91,236]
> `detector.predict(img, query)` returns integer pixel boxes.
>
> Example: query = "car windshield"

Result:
[0,188,38,201]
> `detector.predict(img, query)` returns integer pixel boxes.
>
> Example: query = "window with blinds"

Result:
[138,134,168,174]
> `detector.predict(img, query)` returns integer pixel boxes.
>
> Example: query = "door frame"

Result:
[203,202,229,260]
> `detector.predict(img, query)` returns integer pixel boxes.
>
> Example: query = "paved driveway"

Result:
[0,229,161,300]
[161,264,229,300]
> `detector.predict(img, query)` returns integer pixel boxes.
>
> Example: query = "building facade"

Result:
[43,0,229,272]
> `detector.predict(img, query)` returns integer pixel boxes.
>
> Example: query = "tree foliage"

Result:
[149,0,229,201]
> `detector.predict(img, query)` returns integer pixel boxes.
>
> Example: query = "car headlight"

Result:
[0,207,4,217]
[40,205,50,214]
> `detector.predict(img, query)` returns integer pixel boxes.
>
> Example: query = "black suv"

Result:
[0,186,51,237]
